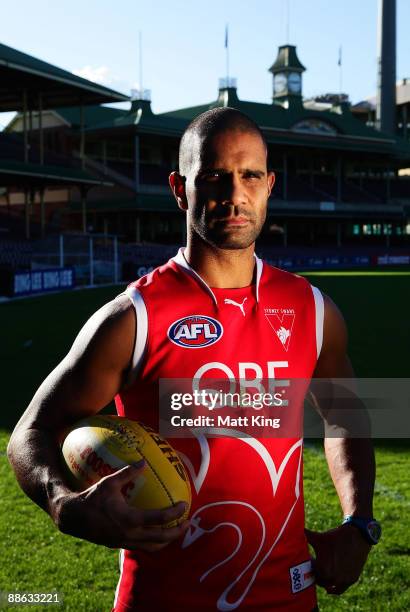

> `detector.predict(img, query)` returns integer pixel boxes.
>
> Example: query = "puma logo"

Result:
[224,297,247,317]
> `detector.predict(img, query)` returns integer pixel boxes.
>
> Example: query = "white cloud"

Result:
[73,65,113,86]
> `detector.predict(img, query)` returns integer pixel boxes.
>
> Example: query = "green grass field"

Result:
[0,274,409,611]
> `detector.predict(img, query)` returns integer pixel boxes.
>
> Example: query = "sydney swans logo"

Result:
[178,432,303,611]
[264,308,295,352]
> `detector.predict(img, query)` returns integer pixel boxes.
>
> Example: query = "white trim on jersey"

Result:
[124,286,148,374]
[311,285,324,359]
[255,255,263,302]
[113,548,125,609]
[173,248,218,305]
[172,247,264,304]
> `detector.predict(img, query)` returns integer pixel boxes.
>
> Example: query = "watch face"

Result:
[368,520,382,544]
[274,73,287,94]
[288,72,301,93]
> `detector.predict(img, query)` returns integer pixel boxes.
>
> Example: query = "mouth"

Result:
[216,216,250,227]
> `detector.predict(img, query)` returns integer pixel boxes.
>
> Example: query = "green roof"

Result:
[0,159,113,187]
[0,42,129,112]
[75,85,410,162]
[85,99,186,136]
[57,105,127,128]
[161,87,410,160]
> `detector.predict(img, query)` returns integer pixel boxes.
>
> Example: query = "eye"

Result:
[243,171,262,180]
[201,171,222,181]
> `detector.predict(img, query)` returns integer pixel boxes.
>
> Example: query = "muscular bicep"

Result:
[313,294,354,379]
[16,294,136,436]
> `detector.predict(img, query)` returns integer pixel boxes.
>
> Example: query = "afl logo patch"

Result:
[167,315,223,348]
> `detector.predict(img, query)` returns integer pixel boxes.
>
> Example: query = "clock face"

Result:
[288,72,301,93]
[274,73,287,94]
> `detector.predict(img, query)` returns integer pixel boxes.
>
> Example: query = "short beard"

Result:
[189,211,265,250]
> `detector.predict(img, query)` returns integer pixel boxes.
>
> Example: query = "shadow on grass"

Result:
[1,286,121,433]
[373,439,410,452]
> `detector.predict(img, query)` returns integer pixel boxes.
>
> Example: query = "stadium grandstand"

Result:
[0,41,128,240]
[1,39,410,294]
[0,41,130,293]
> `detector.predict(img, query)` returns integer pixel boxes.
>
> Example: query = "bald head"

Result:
[179,107,267,176]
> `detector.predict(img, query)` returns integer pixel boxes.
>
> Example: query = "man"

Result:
[8,107,379,611]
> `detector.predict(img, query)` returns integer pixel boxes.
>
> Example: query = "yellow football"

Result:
[61,415,191,525]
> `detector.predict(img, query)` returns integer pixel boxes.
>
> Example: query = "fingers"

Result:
[105,460,146,485]
[314,568,355,594]
[81,461,190,551]
[99,512,190,551]
[305,529,335,588]
[118,519,190,552]
[139,520,190,542]
[306,528,361,595]
[99,461,147,501]
[105,493,188,529]
[119,501,188,529]
[325,583,352,595]
[140,501,188,526]
[101,487,189,551]
[100,462,187,525]
[312,566,331,589]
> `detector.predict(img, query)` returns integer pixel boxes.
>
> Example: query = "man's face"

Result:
[182,129,275,250]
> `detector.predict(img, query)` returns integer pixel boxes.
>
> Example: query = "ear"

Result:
[169,171,188,211]
[267,171,276,197]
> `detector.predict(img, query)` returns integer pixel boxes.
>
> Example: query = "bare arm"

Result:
[306,294,375,594]
[7,294,187,550]
[314,295,375,518]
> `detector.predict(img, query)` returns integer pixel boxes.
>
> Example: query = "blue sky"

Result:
[1,0,409,127]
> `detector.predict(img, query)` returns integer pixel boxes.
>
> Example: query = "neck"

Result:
[184,234,256,288]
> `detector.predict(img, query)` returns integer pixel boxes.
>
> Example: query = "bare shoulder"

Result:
[68,292,136,366]
[321,293,348,352]
[314,293,354,377]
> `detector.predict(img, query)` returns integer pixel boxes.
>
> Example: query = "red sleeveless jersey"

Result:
[113,249,323,612]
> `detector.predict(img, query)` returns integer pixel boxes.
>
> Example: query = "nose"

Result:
[222,173,247,207]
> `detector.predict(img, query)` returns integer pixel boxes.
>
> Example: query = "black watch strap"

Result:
[342,515,382,545]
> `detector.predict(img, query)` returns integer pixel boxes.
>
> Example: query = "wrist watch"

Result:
[342,515,382,545]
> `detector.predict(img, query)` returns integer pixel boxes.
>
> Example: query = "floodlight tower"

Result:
[376,0,396,134]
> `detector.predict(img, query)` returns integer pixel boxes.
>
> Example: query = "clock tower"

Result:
[268,45,306,107]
